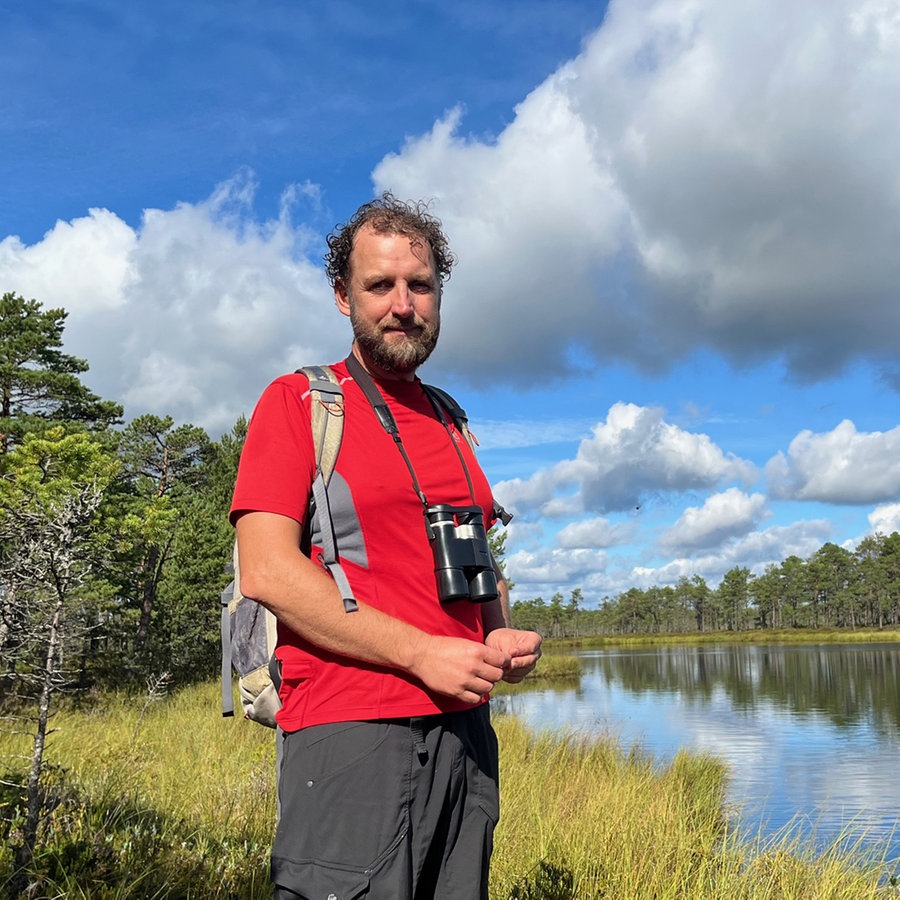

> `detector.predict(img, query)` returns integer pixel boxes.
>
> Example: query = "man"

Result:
[231,193,542,899]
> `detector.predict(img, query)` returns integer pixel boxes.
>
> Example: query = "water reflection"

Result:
[495,643,900,860]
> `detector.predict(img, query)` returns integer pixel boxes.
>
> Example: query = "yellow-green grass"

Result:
[492,717,896,898]
[1,686,277,898]
[1,682,895,898]
[490,652,583,695]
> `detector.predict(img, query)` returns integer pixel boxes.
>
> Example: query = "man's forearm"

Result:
[235,511,511,703]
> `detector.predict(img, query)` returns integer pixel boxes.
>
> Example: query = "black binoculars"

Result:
[425,505,499,604]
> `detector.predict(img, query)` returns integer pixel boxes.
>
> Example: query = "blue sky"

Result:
[3,0,900,607]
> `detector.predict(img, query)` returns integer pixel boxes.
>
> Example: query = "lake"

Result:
[493,642,900,861]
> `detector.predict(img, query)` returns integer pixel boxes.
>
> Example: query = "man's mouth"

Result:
[382,324,420,337]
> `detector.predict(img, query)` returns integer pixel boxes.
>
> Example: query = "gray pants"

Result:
[272,704,499,900]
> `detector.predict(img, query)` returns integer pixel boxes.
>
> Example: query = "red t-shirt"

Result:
[230,361,498,730]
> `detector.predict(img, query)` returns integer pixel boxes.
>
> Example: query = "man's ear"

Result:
[335,279,351,317]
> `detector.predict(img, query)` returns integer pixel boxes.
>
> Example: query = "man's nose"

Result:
[391,283,414,317]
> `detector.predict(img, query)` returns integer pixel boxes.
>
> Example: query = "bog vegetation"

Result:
[2,290,900,895]
[1,682,897,899]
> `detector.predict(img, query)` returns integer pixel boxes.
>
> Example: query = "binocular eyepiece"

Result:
[425,504,499,604]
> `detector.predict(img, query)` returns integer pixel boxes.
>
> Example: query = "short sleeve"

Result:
[229,374,316,526]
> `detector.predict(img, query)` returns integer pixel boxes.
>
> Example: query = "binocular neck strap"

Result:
[344,354,477,508]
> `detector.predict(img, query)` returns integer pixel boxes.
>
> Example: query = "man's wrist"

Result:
[481,598,509,636]
[402,628,433,675]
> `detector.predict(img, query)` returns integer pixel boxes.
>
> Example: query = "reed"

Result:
[1,682,894,898]
[491,717,894,898]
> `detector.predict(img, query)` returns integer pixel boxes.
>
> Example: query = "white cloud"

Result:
[0,173,346,433]
[502,507,834,601]
[372,0,900,386]
[6,0,900,432]
[868,502,900,536]
[557,516,633,549]
[496,402,755,516]
[507,546,609,594]
[659,488,769,554]
[618,519,833,593]
[766,419,900,504]
[0,209,136,312]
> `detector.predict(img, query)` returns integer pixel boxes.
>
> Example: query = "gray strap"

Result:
[302,366,357,613]
[220,579,235,717]
[311,470,358,613]
[424,382,513,527]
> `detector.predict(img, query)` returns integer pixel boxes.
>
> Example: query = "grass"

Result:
[492,718,897,898]
[1,685,276,899]
[491,652,583,695]
[1,679,897,899]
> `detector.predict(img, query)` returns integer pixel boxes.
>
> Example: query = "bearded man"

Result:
[231,193,542,900]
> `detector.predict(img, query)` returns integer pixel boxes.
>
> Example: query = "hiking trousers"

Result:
[271,703,499,900]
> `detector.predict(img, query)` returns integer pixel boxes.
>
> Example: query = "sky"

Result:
[3,0,900,608]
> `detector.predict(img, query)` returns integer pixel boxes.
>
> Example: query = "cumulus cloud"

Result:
[557,516,633,549]
[659,488,769,554]
[507,546,609,593]
[506,514,832,600]
[623,518,833,592]
[0,173,346,433]
[374,0,900,387]
[868,503,900,536]
[766,419,900,504]
[6,0,900,430]
[0,209,136,313]
[496,402,755,516]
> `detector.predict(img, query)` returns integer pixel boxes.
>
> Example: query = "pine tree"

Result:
[156,418,246,681]
[0,291,122,456]
[113,414,210,661]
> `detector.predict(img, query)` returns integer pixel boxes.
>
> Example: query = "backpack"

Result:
[220,363,489,727]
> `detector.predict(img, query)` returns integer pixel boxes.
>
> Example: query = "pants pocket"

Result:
[274,721,408,876]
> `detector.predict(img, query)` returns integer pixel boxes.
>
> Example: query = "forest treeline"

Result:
[4,290,900,699]
[511,538,900,638]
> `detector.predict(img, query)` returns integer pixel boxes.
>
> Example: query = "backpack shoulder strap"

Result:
[301,364,344,486]
[422,383,476,452]
[298,365,358,613]
[422,383,513,527]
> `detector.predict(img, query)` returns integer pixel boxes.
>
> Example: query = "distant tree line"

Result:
[511,537,900,637]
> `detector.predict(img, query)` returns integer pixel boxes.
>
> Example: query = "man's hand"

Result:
[407,633,511,704]
[484,628,542,684]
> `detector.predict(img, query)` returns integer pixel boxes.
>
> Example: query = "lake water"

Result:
[493,643,900,862]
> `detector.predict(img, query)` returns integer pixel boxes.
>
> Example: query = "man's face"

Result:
[335,225,441,380]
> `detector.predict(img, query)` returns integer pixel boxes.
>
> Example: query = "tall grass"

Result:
[1,685,277,898]
[492,717,895,898]
[1,681,895,898]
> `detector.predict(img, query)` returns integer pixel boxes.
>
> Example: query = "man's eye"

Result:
[410,282,434,293]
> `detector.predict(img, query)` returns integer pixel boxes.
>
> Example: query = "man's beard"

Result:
[350,308,440,377]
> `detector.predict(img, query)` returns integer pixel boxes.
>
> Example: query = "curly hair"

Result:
[324,192,456,288]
